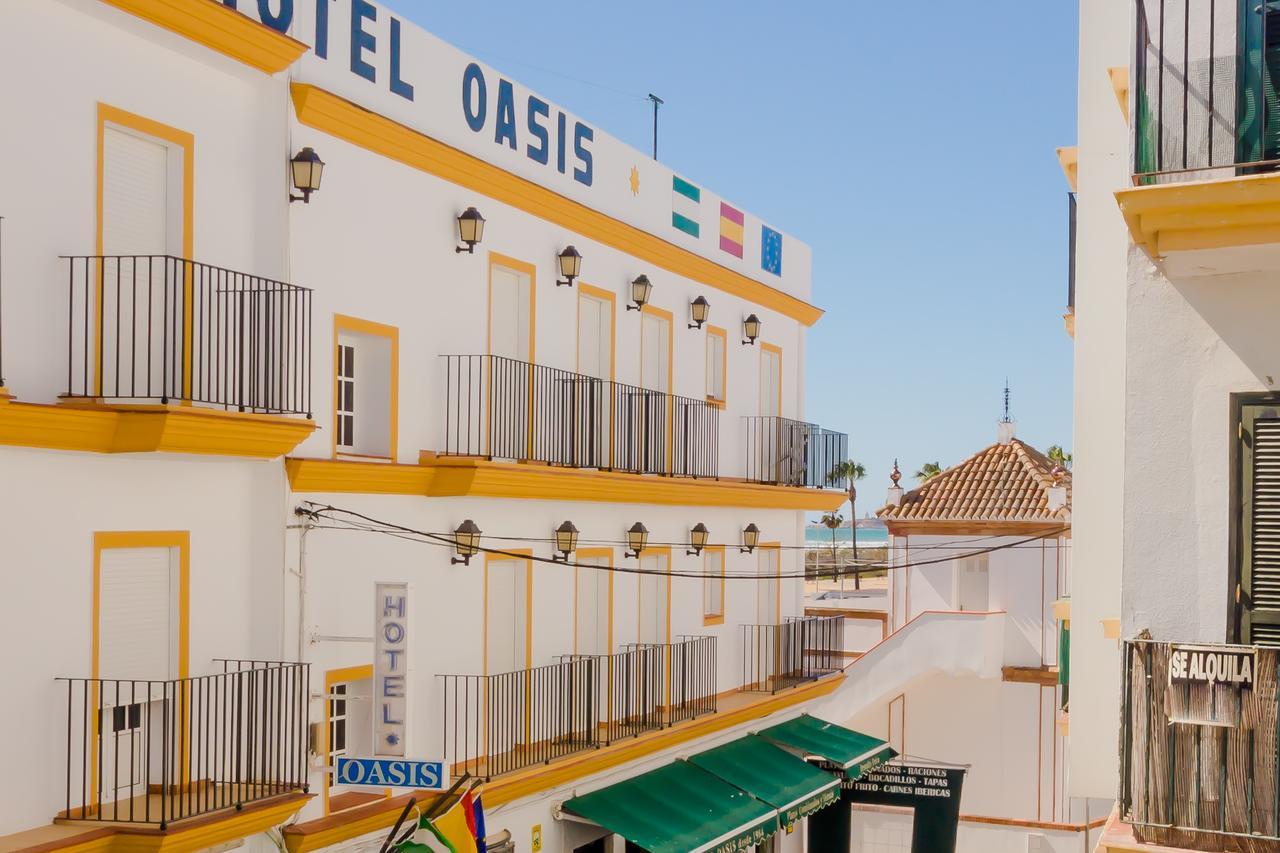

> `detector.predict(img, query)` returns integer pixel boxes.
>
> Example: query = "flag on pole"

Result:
[464,789,488,853]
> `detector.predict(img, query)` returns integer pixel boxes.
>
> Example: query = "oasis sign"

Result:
[335,757,446,790]
[222,0,595,186]
[1168,645,1255,688]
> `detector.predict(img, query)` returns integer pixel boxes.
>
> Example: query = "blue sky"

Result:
[391,0,1079,510]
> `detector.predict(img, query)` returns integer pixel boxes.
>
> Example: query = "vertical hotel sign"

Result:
[375,582,409,756]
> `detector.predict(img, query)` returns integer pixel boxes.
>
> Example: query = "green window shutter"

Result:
[1237,2,1280,165]
[1241,403,1280,645]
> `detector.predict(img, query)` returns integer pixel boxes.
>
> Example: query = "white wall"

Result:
[852,807,1099,853]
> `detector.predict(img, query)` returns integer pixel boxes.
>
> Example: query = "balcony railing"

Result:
[1133,0,1280,182]
[440,637,717,782]
[59,659,309,828]
[743,416,848,488]
[440,354,718,477]
[1120,639,1280,847]
[741,616,845,693]
[62,256,312,416]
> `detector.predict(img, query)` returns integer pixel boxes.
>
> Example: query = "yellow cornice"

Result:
[289,84,824,327]
[1108,66,1130,124]
[1063,309,1074,339]
[0,401,314,458]
[281,677,842,853]
[1056,146,1078,192]
[1116,171,1280,256]
[99,0,308,74]
[283,455,848,510]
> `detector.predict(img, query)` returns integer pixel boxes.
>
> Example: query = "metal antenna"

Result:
[647,93,664,160]
[1001,378,1011,423]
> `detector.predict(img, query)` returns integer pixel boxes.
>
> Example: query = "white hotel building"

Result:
[0,2,877,853]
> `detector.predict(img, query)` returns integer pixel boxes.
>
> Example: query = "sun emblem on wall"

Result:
[629,165,641,196]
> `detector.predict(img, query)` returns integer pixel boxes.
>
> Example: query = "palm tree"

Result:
[827,460,866,588]
[915,461,942,482]
[1047,445,1073,469]
[820,512,844,582]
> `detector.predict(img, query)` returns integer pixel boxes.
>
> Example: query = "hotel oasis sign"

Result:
[1168,644,1255,688]
[375,582,409,755]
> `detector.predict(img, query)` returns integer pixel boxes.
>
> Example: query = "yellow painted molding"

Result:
[1062,310,1074,339]
[0,401,314,458]
[1056,146,1078,192]
[0,387,13,403]
[1116,171,1280,256]
[98,0,308,74]
[284,455,847,510]
[290,84,824,327]
[1108,66,1130,124]
[1101,618,1121,639]
[1051,598,1071,621]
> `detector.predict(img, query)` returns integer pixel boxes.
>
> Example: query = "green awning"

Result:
[562,760,778,853]
[758,714,897,779]
[688,735,840,828]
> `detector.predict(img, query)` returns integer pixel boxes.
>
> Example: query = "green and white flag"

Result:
[672,175,701,237]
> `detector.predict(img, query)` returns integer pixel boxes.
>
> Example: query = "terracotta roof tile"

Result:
[878,438,1071,523]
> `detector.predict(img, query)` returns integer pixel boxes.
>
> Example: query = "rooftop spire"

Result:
[998,380,1017,444]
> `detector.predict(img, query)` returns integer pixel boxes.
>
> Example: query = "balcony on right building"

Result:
[1118,0,1280,277]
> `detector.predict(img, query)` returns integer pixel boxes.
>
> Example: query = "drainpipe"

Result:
[290,508,314,662]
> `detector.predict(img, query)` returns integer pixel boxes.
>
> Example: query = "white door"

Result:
[489,265,532,459]
[98,546,176,805]
[757,547,779,625]
[638,553,668,644]
[486,559,529,674]
[489,266,531,362]
[101,127,175,399]
[576,557,610,656]
[576,295,612,466]
[638,313,670,472]
[956,555,990,611]
[759,347,780,416]
[640,313,670,393]
[758,347,782,480]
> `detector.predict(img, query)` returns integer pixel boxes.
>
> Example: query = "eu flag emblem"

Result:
[761,226,782,275]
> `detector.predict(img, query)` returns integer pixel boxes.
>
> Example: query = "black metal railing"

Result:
[741,616,844,694]
[441,354,718,477]
[1133,0,1280,182]
[1120,639,1280,846]
[62,256,312,415]
[59,659,309,828]
[744,416,847,488]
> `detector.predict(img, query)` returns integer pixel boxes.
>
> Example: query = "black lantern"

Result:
[740,523,760,554]
[625,522,649,558]
[451,519,482,565]
[742,314,762,346]
[688,296,710,330]
[687,523,710,556]
[289,147,325,203]
[556,246,583,287]
[552,520,580,562]
[626,275,653,312]
[455,207,486,254]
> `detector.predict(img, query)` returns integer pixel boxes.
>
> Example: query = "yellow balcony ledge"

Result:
[1051,598,1071,622]
[1116,170,1280,258]
[284,454,849,511]
[1062,309,1074,339]
[99,0,308,74]
[0,792,310,853]
[0,400,315,458]
[1056,146,1078,192]
[1108,66,1130,124]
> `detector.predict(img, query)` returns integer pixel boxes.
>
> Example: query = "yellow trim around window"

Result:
[99,0,308,74]
[290,83,824,327]
[323,664,377,815]
[702,545,726,626]
[760,342,783,417]
[572,547,615,656]
[96,104,195,400]
[332,315,400,461]
[705,325,727,408]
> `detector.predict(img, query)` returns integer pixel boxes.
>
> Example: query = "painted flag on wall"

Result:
[719,203,745,258]
[761,225,783,275]
[672,175,701,237]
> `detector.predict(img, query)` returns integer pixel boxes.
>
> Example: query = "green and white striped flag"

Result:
[671,175,701,237]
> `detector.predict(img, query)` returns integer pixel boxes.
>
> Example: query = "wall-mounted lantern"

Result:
[626,275,653,312]
[451,519,482,565]
[625,522,649,558]
[557,246,582,287]
[688,296,710,330]
[289,147,325,203]
[455,207,486,254]
[687,523,709,556]
[740,523,761,554]
[552,520,580,562]
[742,314,762,346]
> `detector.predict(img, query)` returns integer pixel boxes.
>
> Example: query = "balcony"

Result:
[741,616,846,693]
[440,637,718,782]
[440,354,718,477]
[1117,639,1278,850]
[58,659,309,830]
[743,416,848,488]
[1118,1,1280,275]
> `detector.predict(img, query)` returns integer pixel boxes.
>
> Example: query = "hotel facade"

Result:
[1066,0,1280,850]
[0,2,888,853]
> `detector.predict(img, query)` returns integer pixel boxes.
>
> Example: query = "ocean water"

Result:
[805,527,889,547]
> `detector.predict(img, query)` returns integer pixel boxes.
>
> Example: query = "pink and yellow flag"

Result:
[719,202,744,258]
